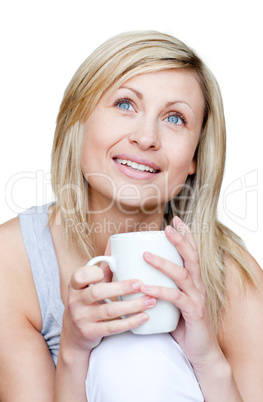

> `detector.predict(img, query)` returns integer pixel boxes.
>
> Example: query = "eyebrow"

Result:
[120,86,143,99]
[119,86,195,114]
[165,100,194,114]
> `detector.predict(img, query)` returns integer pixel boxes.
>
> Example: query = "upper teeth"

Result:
[115,158,158,173]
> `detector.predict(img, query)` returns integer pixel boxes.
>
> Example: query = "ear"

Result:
[188,158,196,175]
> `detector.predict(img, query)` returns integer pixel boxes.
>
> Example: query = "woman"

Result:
[0,31,262,401]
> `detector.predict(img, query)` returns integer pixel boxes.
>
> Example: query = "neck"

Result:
[89,203,165,256]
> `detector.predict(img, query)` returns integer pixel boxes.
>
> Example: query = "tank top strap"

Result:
[19,203,64,330]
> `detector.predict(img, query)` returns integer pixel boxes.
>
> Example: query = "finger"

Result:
[70,265,104,290]
[86,279,144,304]
[140,283,188,311]
[143,252,198,297]
[91,312,149,337]
[140,282,208,327]
[164,225,202,285]
[89,295,156,322]
[172,216,197,251]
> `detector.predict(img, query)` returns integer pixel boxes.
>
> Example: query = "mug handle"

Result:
[87,256,116,303]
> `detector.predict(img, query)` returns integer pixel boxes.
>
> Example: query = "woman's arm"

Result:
[0,218,56,401]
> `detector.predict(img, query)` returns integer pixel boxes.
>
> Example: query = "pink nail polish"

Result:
[167,225,176,235]
[132,281,141,290]
[145,251,154,261]
[145,297,156,307]
[138,313,148,323]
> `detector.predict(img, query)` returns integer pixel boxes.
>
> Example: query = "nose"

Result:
[128,118,161,151]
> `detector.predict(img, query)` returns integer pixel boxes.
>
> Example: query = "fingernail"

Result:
[166,225,176,235]
[144,251,154,261]
[172,217,186,235]
[138,313,148,323]
[132,281,142,290]
[145,297,156,307]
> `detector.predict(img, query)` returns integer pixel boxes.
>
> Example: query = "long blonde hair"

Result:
[51,30,255,331]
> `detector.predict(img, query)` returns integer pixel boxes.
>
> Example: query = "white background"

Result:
[0,0,262,267]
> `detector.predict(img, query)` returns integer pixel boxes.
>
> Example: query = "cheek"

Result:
[81,135,93,174]
[81,120,106,170]
[165,147,196,199]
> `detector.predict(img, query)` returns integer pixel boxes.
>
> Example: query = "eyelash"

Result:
[166,111,188,126]
[113,97,188,126]
[113,97,134,109]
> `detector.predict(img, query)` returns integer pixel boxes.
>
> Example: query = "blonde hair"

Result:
[51,31,255,331]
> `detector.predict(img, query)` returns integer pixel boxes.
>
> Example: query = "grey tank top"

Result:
[19,204,64,366]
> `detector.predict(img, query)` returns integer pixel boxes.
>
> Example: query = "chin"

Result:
[114,198,164,215]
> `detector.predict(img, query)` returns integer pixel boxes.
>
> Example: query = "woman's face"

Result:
[81,69,205,214]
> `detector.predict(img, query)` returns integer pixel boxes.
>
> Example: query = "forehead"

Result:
[122,68,200,86]
[109,69,204,102]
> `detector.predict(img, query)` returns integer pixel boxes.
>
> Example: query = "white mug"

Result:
[87,231,183,335]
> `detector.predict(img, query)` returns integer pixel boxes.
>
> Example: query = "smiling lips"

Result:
[115,158,159,173]
[112,154,161,179]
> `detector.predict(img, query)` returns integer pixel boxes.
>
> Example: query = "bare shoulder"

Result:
[220,247,263,330]
[0,216,29,274]
[223,247,263,299]
[218,248,263,401]
[0,217,41,329]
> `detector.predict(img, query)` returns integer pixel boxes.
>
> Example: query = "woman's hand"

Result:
[61,242,156,355]
[141,216,223,370]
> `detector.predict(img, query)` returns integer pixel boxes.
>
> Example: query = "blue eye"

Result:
[165,113,186,125]
[115,98,135,112]
[118,102,131,110]
[168,115,179,124]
